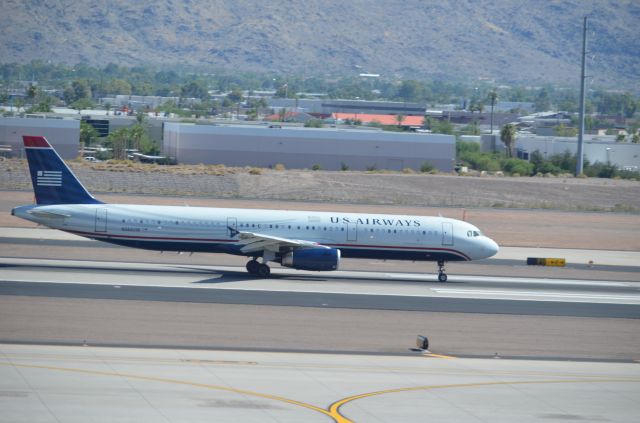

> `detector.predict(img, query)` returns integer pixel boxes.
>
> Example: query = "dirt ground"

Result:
[2,159,640,213]
[2,190,639,251]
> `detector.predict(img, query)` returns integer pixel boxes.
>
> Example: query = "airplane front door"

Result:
[95,208,107,232]
[441,222,453,246]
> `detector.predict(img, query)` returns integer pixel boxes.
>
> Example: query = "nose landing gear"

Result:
[437,260,447,282]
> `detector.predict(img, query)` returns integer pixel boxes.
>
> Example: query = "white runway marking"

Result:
[1,258,638,305]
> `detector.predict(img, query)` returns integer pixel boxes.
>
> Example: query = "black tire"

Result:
[246,260,259,274]
[438,273,448,282]
[257,263,271,278]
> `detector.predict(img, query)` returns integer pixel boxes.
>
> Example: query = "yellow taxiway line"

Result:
[2,362,639,423]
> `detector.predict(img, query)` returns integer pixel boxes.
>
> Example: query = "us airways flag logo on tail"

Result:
[36,170,62,187]
[23,135,102,205]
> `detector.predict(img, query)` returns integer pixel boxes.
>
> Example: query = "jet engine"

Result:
[281,247,340,271]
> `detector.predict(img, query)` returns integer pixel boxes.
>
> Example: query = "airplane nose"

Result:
[485,238,499,258]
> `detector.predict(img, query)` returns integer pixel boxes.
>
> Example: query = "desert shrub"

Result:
[500,158,534,176]
[420,162,435,173]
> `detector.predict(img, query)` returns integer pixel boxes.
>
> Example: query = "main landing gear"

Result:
[437,260,448,282]
[246,258,270,277]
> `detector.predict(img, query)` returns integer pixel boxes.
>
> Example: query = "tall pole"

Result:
[576,16,588,176]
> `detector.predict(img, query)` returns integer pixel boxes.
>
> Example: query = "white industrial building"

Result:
[515,134,640,170]
[0,117,79,159]
[163,123,455,171]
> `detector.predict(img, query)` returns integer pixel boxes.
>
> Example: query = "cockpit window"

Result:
[467,230,482,237]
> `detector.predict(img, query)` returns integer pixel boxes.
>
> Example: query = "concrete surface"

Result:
[1,344,639,423]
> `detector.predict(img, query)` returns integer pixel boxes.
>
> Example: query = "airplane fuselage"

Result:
[12,204,498,262]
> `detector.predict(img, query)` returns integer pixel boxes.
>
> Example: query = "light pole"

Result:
[576,16,588,176]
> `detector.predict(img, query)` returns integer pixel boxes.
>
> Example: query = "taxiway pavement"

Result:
[1,343,639,423]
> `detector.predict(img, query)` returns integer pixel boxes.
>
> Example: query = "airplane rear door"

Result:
[95,208,107,232]
[441,222,453,246]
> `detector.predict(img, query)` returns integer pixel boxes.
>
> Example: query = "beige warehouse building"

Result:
[163,123,455,171]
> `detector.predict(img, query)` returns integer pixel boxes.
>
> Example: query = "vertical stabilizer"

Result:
[23,135,102,205]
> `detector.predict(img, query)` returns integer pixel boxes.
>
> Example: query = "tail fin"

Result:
[23,135,102,205]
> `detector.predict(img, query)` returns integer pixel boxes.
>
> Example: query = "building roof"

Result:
[332,113,424,126]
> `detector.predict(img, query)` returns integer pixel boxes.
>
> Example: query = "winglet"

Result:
[22,135,102,205]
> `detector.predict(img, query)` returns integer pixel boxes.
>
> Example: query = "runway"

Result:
[1,256,639,361]
[1,228,640,422]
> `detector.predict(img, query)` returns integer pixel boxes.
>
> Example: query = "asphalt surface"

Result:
[1,258,639,360]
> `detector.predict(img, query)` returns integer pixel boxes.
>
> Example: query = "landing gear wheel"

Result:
[437,260,447,282]
[256,263,271,278]
[246,259,259,275]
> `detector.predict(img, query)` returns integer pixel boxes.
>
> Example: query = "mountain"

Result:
[2,0,639,88]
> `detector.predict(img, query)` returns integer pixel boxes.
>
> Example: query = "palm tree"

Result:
[488,90,498,134]
[500,123,516,157]
[396,114,405,127]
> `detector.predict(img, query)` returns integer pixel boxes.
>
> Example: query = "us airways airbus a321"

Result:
[12,136,499,281]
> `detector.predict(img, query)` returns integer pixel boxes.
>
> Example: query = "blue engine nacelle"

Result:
[281,247,341,271]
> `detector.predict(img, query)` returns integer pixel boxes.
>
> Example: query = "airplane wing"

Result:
[233,229,322,254]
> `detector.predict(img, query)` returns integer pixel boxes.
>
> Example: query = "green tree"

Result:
[304,119,324,128]
[487,90,498,133]
[181,81,208,100]
[395,114,405,127]
[500,123,516,157]
[27,98,53,113]
[227,86,243,103]
[26,84,37,105]
[64,80,92,104]
[555,124,577,137]
[616,133,627,143]
[397,80,424,102]
[432,119,454,135]
[80,121,99,148]
[70,98,94,112]
[106,79,132,95]
[106,127,130,160]
[534,88,551,112]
